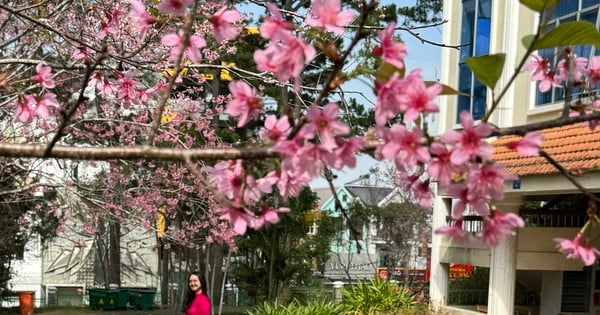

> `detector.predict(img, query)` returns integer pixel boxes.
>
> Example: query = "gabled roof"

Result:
[493,123,600,176]
[344,186,394,206]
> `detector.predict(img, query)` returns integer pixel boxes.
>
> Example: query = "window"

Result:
[536,1,600,106]
[561,269,591,312]
[456,0,492,122]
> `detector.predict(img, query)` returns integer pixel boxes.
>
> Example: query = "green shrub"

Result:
[245,300,345,315]
[341,279,416,315]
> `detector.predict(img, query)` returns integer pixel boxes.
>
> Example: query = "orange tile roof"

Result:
[492,123,600,176]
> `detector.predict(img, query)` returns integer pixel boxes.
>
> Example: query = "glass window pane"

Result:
[460,0,475,60]
[472,79,487,120]
[457,96,471,123]
[475,18,490,55]
[583,0,600,10]
[553,1,579,19]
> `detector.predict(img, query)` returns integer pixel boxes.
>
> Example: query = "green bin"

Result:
[128,289,156,310]
[88,288,118,310]
[116,289,129,309]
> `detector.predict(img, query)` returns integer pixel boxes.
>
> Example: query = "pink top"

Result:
[185,293,211,315]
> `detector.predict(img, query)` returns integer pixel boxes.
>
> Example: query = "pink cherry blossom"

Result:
[210,6,240,43]
[375,72,404,126]
[400,69,441,123]
[538,70,562,92]
[161,31,206,64]
[261,115,291,142]
[467,163,515,202]
[253,34,316,87]
[253,205,290,229]
[128,0,157,41]
[428,142,454,187]
[98,9,121,39]
[446,183,489,218]
[114,72,138,106]
[218,205,255,235]
[158,0,193,16]
[72,47,91,61]
[373,22,407,69]
[36,93,61,119]
[554,233,600,266]
[277,170,311,198]
[480,210,524,246]
[303,103,350,150]
[557,55,588,81]
[523,53,549,81]
[32,63,56,90]
[259,2,294,40]
[15,95,36,123]
[587,56,600,87]
[434,220,470,241]
[506,131,544,156]
[323,136,364,169]
[305,0,354,35]
[226,81,263,127]
[440,111,493,165]
[377,124,430,171]
[412,179,433,208]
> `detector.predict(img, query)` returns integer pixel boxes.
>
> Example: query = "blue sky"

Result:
[236,1,443,188]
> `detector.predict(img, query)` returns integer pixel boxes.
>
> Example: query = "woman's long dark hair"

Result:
[182,271,208,312]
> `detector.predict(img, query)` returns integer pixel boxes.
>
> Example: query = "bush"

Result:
[341,279,416,315]
[245,300,345,315]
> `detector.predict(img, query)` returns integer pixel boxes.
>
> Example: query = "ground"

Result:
[0,306,250,315]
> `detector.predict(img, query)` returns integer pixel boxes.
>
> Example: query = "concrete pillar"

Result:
[487,195,522,315]
[430,194,451,309]
[332,281,344,302]
[540,271,562,315]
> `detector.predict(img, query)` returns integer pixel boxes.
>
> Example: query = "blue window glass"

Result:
[536,1,600,106]
[456,0,492,122]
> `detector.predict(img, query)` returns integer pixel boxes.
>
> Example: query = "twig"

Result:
[43,50,107,157]
[146,0,200,145]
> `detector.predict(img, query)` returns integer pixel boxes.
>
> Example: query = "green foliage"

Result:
[532,21,600,50]
[233,187,338,302]
[341,279,416,314]
[465,54,506,89]
[245,300,345,315]
[519,0,559,13]
[397,0,443,26]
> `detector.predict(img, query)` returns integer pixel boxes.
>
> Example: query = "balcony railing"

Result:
[446,215,484,233]
[520,209,586,228]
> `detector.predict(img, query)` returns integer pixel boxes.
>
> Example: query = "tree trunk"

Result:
[160,240,169,305]
[107,220,121,286]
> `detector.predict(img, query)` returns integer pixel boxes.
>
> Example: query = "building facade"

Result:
[431,1,600,314]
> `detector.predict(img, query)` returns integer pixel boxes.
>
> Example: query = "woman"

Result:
[182,272,211,315]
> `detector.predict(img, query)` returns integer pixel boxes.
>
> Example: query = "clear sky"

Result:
[236,1,443,188]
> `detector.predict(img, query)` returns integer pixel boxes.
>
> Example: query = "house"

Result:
[318,173,430,284]
[430,1,600,314]
[7,161,159,307]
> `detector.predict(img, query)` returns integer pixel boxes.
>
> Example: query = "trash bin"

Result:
[128,289,155,310]
[88,288,117,310]
[116,289,129,309]
[18,291,34,315]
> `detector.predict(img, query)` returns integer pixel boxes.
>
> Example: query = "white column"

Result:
[487,195,522,315]
[430,195,451,310]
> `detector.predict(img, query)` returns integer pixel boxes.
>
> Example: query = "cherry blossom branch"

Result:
[539,150,600,203]
[146,0,200,146]
[491,111,600,137]
[43,50,107,157]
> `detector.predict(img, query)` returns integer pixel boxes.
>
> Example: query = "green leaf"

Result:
[375,62,405,83]
[519,0,558,13]
[465,53,506,89]
[532,21,600,50]
[424,81,467,96]
[521,34,535,49]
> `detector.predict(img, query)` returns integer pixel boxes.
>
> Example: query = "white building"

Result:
[430,1,600,315]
